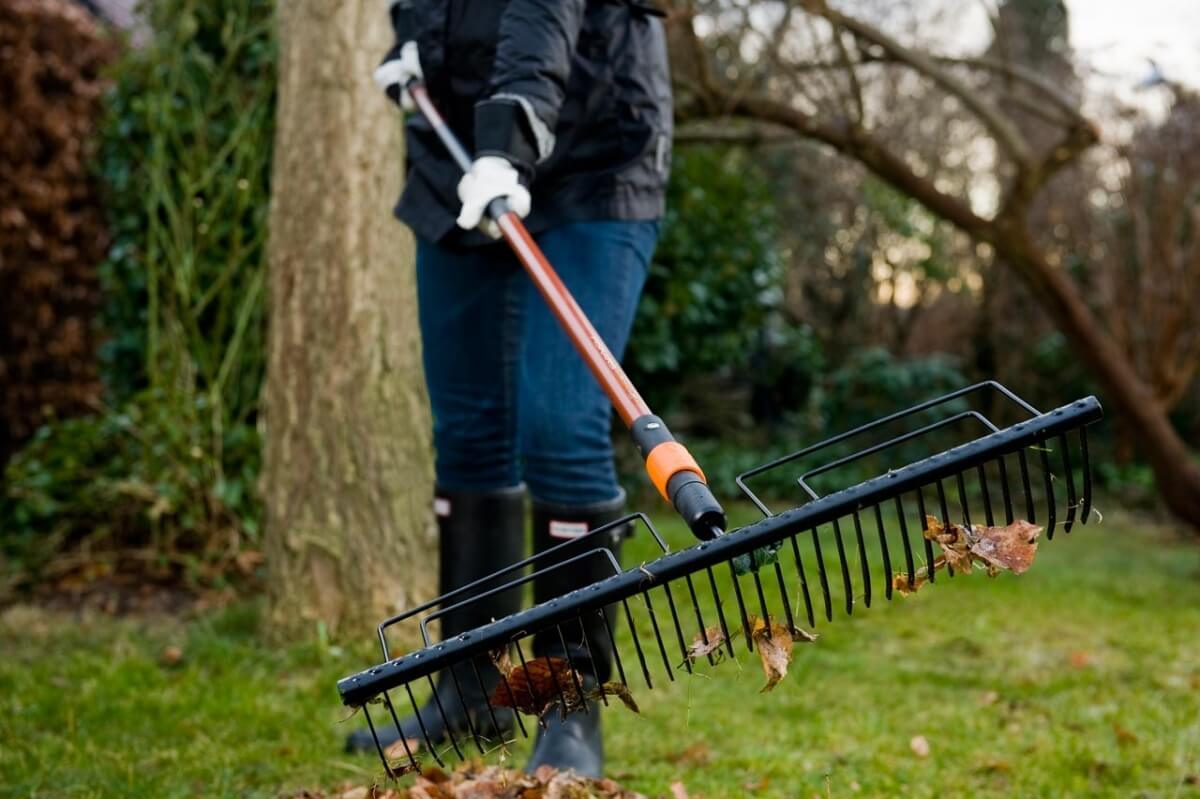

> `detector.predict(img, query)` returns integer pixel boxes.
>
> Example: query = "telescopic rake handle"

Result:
[407,82,726,540]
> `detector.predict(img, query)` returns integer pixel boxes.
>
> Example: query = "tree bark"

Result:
[262,0,435,637]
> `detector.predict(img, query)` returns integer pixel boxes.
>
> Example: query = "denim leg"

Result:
[416,239,524,492]
[518,221,658,506]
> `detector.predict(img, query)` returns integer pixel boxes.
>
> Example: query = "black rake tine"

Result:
[893,496,916,590]
[916,487,937,582]
[381,691,418,773]
[555,624,590,712]
[1060,433,1078,532]
[788,534,817,627]
[773,559,796,631]
[540,650,571,719]
[619,599,652,689]
[575,616,608,706]
[362,705,399,779]
[809,527,834,622]
[494,648,528,738]
[706,566,737,658]
[511,641,539,720]
[726,560,755,648]
[977,463,996,526]
[1038,441,1057,539]
[469,658,507,734]
[661,582,694,674]
[447,665,486,754]
[425,673,464,759]
[750,566,772,629]
[684,574,718,666]
[934,480,952,578]
[1080,426,1094,523]
[852,510,871,608]
[598,606,629,689]
[641,590,675,680]
[406,681,444,766]
[956,470,973,528]
[830,518,854,615]
[873,504,893,601]
[1017,448,1036,523]
[997,454,1016,524]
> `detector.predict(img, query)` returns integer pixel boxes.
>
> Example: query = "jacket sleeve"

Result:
[474,0,587,171]
[381,0,417,60]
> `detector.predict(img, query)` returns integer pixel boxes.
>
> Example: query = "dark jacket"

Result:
[386,0,673,247]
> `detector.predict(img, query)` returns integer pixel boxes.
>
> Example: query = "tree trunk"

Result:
[996,222,1200,529]
[262,0,435,637]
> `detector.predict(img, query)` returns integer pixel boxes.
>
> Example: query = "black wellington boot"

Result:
[524,492,627,778]
[345,485,526,755]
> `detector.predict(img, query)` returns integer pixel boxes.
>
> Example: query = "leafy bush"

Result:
[1,0,274,588]
[2,390,260,583]
[629,146,786,408]
[0,0,115,463]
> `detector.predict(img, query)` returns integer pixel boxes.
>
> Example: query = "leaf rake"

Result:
[337,83,1105,776]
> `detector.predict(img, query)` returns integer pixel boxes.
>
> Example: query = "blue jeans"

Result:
[416,220,658,506]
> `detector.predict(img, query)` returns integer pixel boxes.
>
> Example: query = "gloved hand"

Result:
[456,156,532,238]
[373,41,422,111]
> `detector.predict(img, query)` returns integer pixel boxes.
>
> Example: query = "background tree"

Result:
[263,0,434,636]
[666,0,1200,529]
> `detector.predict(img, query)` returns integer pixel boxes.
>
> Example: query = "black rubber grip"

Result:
[667,471,726,541]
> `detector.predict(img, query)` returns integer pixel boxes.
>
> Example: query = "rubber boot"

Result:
[345,485,526,754]
[524,492,627,778]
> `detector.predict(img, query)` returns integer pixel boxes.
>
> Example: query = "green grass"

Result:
[2,508,1199,798]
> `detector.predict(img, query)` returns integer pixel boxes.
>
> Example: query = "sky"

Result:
[1065,0,1200,88]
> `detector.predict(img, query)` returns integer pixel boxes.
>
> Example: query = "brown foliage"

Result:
[0,0,116,462]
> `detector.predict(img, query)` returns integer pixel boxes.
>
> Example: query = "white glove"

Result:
[456,156,532,237]
[373,41,422,111]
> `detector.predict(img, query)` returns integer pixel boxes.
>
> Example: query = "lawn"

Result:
[2,506,1199,798]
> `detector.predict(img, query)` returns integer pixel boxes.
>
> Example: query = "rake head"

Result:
[337,382,1102,776]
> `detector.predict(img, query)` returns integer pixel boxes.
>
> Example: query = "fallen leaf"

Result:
[685,625,733,663]
[968,520,1042,575]
[979,690,1000,706]
[587,681,640,714]
[752,616,794,693]
[666,743,711,766]
[490,657,585,717]
[893,558,944,596]
[742,776,770,792]
[910,734,931,758]
[669,782,690,799]
[1068,650,1092,669]
[383,736,422,760]
[160,645,184,666]
[1113,723,1138,745]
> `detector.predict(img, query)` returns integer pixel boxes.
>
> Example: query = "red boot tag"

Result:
[549,519,589,540]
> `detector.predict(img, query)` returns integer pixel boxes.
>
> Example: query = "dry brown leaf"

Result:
[910,734,931,758]
[685,625,733,663]
[489,657,585,717]
[751,616,794,693]
[669,782,690,799]
[587,681,640,714]
[968,520,1042,575]
[160,645,184,666]
[893,558,944,596]
[666,743,712,766]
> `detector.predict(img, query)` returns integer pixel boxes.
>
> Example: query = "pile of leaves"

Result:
[894,516,1043,595]
[292,763,647,799]
[0,0,115,464]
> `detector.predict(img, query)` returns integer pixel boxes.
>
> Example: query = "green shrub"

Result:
[1,0,274,588]
[2,389,260,583]
[629,146,785,407]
